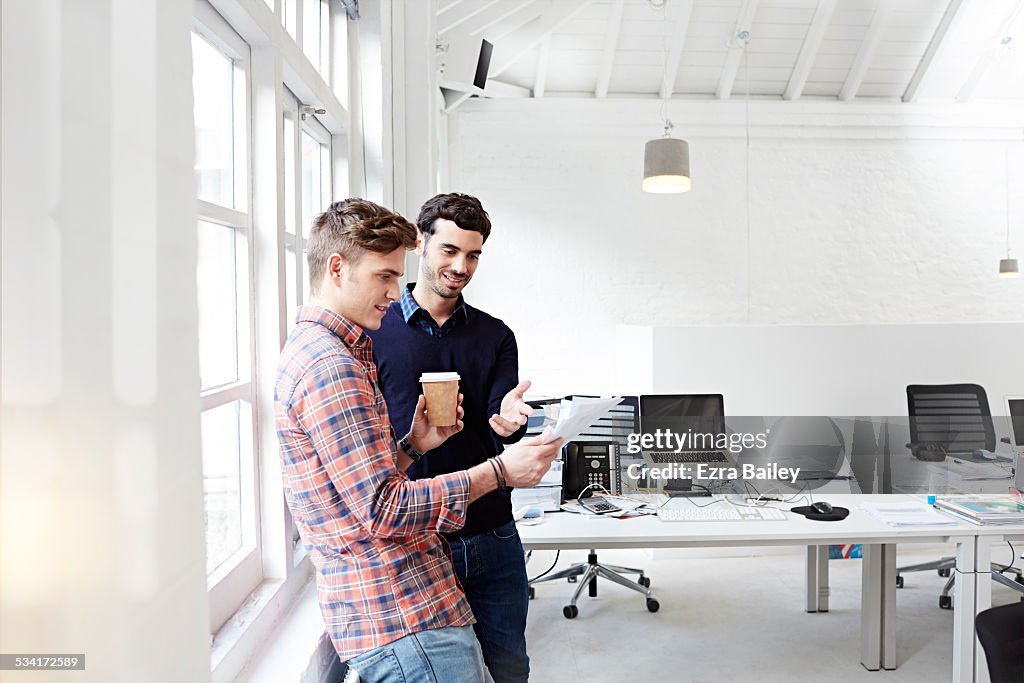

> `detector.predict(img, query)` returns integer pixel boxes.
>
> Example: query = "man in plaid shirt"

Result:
[274,198,562,682]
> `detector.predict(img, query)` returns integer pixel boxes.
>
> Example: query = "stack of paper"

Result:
[539,396,623,444]
[860,501,961,528]
[934,496,1024,525]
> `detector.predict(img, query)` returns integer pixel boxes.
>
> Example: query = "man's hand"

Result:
[408,393,464,453]
[498,436,564,488]
[490,379,534,437]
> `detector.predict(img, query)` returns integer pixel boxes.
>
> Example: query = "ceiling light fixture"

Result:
[643,0,690,194]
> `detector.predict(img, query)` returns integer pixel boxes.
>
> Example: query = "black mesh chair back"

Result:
[906,383,995,454]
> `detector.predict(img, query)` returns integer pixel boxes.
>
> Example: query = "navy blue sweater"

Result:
[367,298,526,538]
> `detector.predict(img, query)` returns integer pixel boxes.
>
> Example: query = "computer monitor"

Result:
[638,394,725,438]
[764,416,847,481]
[1007,397,1024,447]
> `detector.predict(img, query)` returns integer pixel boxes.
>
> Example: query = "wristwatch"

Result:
[399,434,425,462]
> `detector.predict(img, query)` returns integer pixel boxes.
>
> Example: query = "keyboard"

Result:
[657,506,788,522]
[647,451,729,464]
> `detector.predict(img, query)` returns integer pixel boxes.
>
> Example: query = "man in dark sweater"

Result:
[367,193,535,683]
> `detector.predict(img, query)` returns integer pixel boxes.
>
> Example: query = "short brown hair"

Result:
[307,199,417,293]
[417,193,491,243]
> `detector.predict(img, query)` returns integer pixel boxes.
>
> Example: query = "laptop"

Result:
[639,395,737,493]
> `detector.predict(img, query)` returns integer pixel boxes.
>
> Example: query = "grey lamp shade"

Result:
[999,257,1019,278]
[643,138,691,193]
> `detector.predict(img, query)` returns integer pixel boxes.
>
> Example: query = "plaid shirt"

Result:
[399,284,468,337]
[274,305,475,661]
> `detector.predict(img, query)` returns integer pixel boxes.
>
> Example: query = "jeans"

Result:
[447,520,530,683]
[345,625,493,683]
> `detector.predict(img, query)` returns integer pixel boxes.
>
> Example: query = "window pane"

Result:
[197,221,240,390]
[334,14,348,109]
[284,114,296,235]
[285,245,297,335]
[301,132,322,239]
[302,249,311,303]
[302,0,321,72]
[284,0,297,40]
[203,401,243,574]
[320,0,330,78]
[191,33,234,208]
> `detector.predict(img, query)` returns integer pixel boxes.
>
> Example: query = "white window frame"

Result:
[192,0,262,636]
[191,0,356,678]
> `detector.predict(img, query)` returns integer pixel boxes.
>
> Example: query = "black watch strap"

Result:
[399,435,424,462]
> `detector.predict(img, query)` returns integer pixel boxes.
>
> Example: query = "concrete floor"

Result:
[524,543,1023,683]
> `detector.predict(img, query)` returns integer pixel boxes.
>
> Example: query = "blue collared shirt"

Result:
[399,283,469,337]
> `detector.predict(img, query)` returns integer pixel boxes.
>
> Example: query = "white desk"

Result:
[519,494,981,681]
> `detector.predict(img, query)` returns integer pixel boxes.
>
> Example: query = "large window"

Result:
[189,0,352,675]
[191,6,259,634]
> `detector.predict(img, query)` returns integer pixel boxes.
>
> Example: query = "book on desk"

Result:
[934,495,1024,525]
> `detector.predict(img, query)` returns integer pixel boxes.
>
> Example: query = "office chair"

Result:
[526,396,659,619]
[976,602,1024,682]
[895,384,1023,609]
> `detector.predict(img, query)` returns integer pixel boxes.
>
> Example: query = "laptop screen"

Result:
[639,394,725,448]
[1009,398,1024,447]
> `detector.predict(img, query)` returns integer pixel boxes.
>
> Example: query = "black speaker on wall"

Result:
[474,39,493,91]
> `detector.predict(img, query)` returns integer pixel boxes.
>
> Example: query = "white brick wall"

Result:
[444,101,1024,396]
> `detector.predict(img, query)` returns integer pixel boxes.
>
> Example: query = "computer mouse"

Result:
[810,501,833,515]
[972,449,996,460]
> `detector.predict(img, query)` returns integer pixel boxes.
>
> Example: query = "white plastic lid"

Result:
[420,372,460,382]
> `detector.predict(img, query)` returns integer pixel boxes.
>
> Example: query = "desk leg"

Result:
[804,545,830,612]
[860,543,896,671]
[951,537,977,683]
[974,535,996,683]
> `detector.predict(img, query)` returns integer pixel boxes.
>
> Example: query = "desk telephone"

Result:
[562,441,620,500]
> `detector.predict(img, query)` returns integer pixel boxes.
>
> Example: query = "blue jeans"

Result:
[345,625,492,683]
[447,521,530,683]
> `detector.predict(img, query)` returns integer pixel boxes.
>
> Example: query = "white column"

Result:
[1,1,211,681]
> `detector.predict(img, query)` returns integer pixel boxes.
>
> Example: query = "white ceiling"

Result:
[436,0,1024,103]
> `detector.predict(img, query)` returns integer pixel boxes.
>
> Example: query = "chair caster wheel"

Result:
[939,596,953,610]
[938,568,952,578]
[563,605,578,619]
[528,587,535,600]
[638,576,651,588]
[646,598,660,613]
[896,576,904,588]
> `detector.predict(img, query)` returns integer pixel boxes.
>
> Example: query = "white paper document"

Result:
[538,396,624,444]
[860,501,961,527]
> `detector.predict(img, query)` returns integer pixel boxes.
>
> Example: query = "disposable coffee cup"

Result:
[420,372,460,427]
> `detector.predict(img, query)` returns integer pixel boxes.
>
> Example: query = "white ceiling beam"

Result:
[783,0,836,101]
[716,0,760,100]
[956,0,1024,101]
[659,0,694,100]
[595,0,626,99]
[439,0,467,16]
[487,6,546,44]
[471,0,541,38]
[439,0,501,36]
[903,0,967,103]
[534,35,551,98]
[489,0,595,79]
[839,5,888,102]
